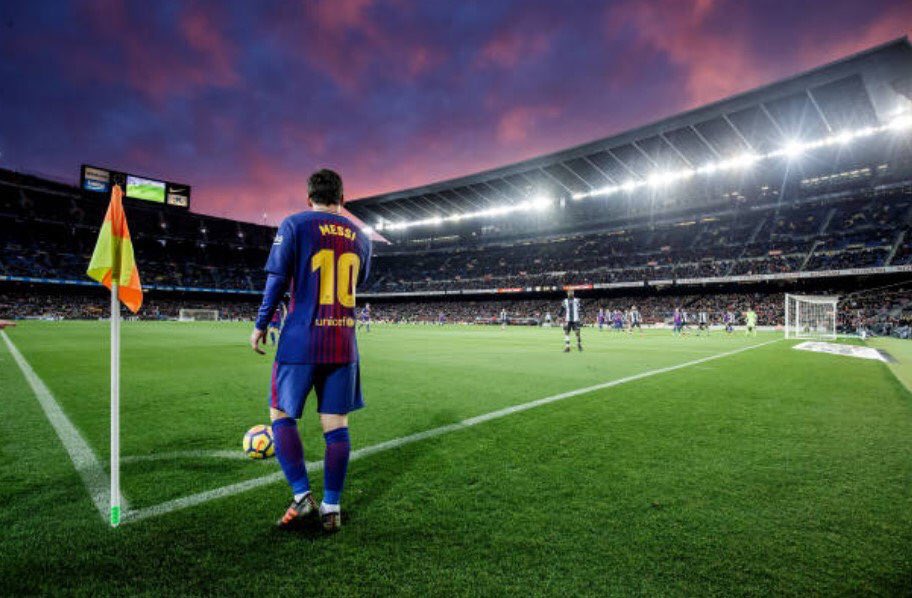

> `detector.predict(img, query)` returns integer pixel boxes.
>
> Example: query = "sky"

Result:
[1,0,910,224]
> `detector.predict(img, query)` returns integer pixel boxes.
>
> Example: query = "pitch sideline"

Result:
[1,330,123,518]
[124,337,780,525]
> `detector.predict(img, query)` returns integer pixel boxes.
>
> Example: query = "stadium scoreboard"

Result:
[81,165,191,209]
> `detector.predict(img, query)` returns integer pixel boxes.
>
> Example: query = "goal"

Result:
[784,294,838,340]
[178,309,219,322]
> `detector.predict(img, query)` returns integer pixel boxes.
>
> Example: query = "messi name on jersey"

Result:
[319,223,358,241]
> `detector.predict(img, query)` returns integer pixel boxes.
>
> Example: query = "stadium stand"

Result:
[3,286,909,339]
[2,39,911,337]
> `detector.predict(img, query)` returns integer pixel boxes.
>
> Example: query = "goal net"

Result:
[784,294,837,340]
[178,309,219,322]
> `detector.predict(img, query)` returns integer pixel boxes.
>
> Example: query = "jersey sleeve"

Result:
[265,219,295,277]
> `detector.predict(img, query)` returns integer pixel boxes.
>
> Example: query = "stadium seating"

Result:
[2,168,910,296]
[365,188,911,293]
[1,167,910,337]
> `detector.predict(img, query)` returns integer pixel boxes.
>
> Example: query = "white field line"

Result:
[122,450,250,464]
[1,331,122,518]
[123,338,780,525]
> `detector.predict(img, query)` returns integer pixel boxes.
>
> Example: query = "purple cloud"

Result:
[0,0,909,224]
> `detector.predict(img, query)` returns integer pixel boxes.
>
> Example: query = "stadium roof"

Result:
[348,37,912,230]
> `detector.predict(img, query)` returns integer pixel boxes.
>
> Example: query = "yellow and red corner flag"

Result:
[86,184,143,313]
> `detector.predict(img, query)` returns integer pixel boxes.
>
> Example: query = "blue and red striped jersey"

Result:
[265,210,372,364]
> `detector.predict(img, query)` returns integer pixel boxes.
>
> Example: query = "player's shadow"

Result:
[266,410,457,539]
[346,410,458,526]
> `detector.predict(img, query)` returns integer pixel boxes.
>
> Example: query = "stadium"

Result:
[2,13,912,597]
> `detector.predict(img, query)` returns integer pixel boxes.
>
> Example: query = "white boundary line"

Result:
[1,331,122,517]
[123,338,780,525]
[122,450,249,464]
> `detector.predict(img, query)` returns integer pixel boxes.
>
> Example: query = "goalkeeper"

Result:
[745,307,758,337]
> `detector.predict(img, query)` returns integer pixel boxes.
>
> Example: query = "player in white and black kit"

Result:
[500,308,508,330]
[543,311,553,327]
[560,290,583,352]
[697,308,709,336]
[629,305,642,334]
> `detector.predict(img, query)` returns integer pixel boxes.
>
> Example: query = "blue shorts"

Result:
[269,362,364,417]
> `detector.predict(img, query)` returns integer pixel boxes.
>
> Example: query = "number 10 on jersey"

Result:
[311,249,361,307]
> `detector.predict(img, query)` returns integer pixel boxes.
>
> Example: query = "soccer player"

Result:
[543,311,553,327]
[438,311,446,326]
[268,300,287,345]
[672,308,683,336]
[560,290,582,352]
[357,302,371,333]
[597,307,605,331]
[629,305,642,333]
[697,308,709,336]
[613,308,624,332]
[724,309,735,334]
[500,307,508,330]
[745,306,758,337]
[250,169,372,533]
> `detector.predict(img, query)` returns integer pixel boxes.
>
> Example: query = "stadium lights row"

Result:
[373,114,912,232]
[376,196,552,231]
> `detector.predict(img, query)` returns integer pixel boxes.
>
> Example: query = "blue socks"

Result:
[273,420,350,507]
[272,417,310,496]
[322,427,351,506]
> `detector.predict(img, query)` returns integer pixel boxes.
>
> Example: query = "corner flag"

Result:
[87,184,143,313]
[86,184,142,527]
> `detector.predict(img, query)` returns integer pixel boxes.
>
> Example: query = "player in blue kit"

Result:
[268,301,287,345]
[613,309,624,332]
[724,309,735,334]
[357,303,371,333]
[250,169,372,532]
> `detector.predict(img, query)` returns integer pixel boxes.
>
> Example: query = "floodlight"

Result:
[888,114,912,131]
[531,196,552,211]
[731,153,759,169]
[783,141,805,158]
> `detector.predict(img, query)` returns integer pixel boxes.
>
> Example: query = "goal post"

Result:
[178,308,219,322]
[784,294,838,340]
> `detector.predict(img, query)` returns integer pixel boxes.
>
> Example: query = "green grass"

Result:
[1,322,911,595]
[870,336,912,394]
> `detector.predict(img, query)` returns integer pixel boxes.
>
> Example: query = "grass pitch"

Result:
[1,322,910,595]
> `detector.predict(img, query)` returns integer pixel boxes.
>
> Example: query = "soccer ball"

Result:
[243,425,275,459]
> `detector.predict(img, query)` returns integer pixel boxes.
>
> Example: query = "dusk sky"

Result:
[1,0,910,224]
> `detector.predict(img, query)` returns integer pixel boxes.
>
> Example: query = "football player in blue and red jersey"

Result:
[267,300,287,345]
[250,169,372,532]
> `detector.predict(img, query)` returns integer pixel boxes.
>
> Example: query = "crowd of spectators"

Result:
[4,284,910,338]
[367,190,911,293]
[839,285,912,338]
[2,170,910,297]
[0,292,258,321]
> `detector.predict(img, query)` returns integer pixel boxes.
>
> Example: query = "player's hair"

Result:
[308,169,343,205]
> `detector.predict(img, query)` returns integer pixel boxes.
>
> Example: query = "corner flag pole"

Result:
[108,207,123,528]
[86,184,143,528]
[110,280,121,527]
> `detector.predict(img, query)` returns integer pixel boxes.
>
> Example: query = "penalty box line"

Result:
[1,331,120,519]
[124,337,781,525]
